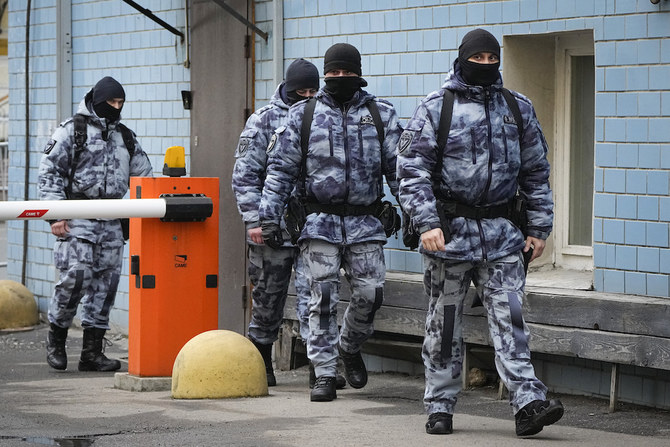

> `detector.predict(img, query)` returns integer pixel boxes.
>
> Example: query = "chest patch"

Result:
[266,126,286,154]
[360,115,374,126]
[503,115,517,125]
[266,133,278,154]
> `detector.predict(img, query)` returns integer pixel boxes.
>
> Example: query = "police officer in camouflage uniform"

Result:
[259,43,402,402]
[397,29,564,436]
[39,76,153,372]
[232,58,320,387]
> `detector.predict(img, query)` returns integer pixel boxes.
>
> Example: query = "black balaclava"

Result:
[91,76,125,122]
[284,58,319,105]
[458,29,501,87]
[323,43,367,105]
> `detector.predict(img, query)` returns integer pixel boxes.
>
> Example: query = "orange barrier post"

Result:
[128,177,219,377]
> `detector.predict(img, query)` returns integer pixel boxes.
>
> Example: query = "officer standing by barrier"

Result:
[397,29,564,436]
[259,43,402,402]
[38,76,153,372]
[232,58,324,387]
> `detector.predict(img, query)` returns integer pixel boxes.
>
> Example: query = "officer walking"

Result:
[232,58,321,387]
[39,76,153,372]
[259,43,402,402]
[397,29,564,436]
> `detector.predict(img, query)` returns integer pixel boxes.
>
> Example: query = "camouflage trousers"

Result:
[422,252,547,415]
[301,239,385,378]
[247,244,310,344]
[293,253,311,341]
[48,234,124,330]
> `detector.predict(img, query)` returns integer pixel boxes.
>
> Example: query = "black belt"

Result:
[438,199,512,220]
[304,200,381,217]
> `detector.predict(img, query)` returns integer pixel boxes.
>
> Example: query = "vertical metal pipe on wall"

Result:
[21,0,31,284]
[184,0,190,68]
[57,0,73,123]
[273,0,283,87]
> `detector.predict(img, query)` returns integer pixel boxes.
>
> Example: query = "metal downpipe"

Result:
[22,0,32,284]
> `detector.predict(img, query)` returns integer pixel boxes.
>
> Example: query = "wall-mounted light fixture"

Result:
[181,90,192,110]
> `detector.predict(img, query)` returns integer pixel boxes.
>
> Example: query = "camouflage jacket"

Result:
[231,84,295,247]
[397,61,553,261]
[259,88,401,245]
[38,93,153,242]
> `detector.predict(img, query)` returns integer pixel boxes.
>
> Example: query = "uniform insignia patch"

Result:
[44,139,57,154]
[266,132,278,154]
[398,131,414,154]
[235,138,250,157]
[503,115,516,125]
[360,115,374,125]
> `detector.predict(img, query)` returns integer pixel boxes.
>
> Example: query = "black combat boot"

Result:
[310,376,337,402]
[251,340,276,387]
[426,412,453,434]
[515,399,564,436]
[309,362,346,390]
[340,347,368,389]
[46,323,68,370]
[78,328,121,372]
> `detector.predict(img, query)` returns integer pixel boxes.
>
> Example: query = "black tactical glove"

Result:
[261,222,283,249]
[401,210,419,250]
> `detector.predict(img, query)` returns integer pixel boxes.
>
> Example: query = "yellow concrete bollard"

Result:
[0,280,39,330]
[171,329,268,399]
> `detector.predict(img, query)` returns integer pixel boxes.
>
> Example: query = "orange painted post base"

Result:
[128,177,219,377]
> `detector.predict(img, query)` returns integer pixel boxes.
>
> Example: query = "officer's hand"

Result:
[421,228,445,252]
[524,236,545,263]
[50,220,70,238]
[261,222,283,249]
[248,227,264,245]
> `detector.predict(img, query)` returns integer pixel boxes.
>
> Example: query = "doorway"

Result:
[504,31,595,279]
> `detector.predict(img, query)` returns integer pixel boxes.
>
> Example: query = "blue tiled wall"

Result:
[12,0,669,338]
[8,1,191,327]
[254,0,670,298]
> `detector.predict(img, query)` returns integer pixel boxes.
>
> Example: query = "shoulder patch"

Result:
[398,130,414,154]
[235,137,251,158]
[44,139,57,154]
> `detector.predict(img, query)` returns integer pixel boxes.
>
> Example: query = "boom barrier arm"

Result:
[0,195,213,222]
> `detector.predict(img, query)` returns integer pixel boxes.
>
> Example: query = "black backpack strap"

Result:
[300,98,316,159]
[365,100,385,149]
[433,89,455,188]
[67,114,88,199]
[117,122,136,157]
[299,97,317,194]
[501,88,524,140]
[365,99,387,199]
[73,114,88,151]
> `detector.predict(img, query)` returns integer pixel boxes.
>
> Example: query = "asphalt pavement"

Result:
[1,324,670,447]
